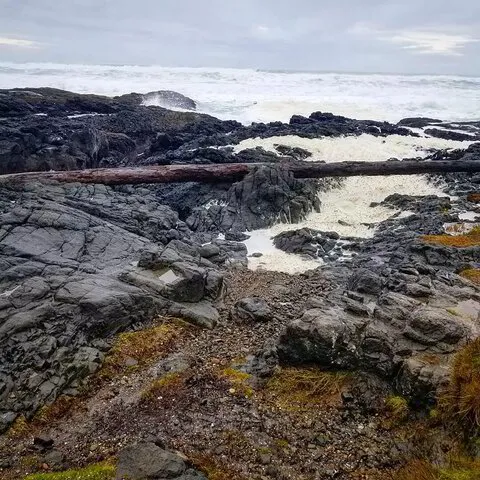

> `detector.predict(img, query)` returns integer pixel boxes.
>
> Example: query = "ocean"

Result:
[1,62,479,273]
[1,62,480,125]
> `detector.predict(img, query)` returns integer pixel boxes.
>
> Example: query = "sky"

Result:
[1,0,479,75]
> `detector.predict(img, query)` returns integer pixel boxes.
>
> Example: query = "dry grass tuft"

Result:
[189,454,247,480]
[264,367,350,410]
[460,269,480,286]
[392,456,480,480]
[467,193,480,203]
[421,227,480,248]
[392,459,438,480]
[439,456,480,480]
[33,396,77,427]
[438,337,480,434]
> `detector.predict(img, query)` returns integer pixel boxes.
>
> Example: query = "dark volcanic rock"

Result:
[232,297,273,323]
[424,127,476,142]
[119,90,197,110]
[186,165,322,232]
[0,180,243,427]
[397,117,442,128]
[116,442,205,480]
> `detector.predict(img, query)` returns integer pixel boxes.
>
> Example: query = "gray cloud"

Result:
[0,0,479,74]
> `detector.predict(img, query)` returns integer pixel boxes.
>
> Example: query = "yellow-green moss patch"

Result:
[140,372,187,404]
[23,463,115,480]
[219,368,254,398]
[99,320,185,380]
[385,395,409,423]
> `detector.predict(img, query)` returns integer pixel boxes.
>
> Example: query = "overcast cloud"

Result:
[1,0,479,75]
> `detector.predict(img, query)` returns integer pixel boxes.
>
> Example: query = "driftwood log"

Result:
[1,159,480,186]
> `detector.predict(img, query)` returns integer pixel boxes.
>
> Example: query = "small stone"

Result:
[124,357,139,367]
[259,453,271,465]
[44,450,64,467]
[34,436,54,450]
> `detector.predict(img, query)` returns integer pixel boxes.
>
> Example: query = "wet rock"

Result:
[424,128,475,142]
[348,269,383,295]
[116,442,186,479]
[232,297,273,323]
[397,117,442,128]
[0,412,17,433]
[44,450,65,468]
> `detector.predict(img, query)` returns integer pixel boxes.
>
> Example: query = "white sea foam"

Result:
[240,134,472,273]
[1,63,480,125]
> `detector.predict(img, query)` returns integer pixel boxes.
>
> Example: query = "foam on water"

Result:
[239,134,471,273]
[1,63,480,124]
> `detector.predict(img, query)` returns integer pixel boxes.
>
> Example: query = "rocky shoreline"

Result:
[1,87,480,479]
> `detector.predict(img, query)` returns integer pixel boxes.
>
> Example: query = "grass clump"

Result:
[385,395,410,423]
[219,368,254,398]
[23,463,115,480]
[140,372,186,404]
[439,338,480,434]
[460,269,480,286]
[33,396,77,427]
[189,454,246,480]
[99,320,185,380]
[421,226,480,248]
[392,459,438,480]
[392,457,480,480]
[264,367,350,410]
[7,415,30,439]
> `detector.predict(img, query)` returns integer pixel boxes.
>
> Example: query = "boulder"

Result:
[348,269,383,295]
[116,442,186,479]
[232,297,273,323]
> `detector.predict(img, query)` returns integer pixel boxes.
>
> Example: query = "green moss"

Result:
[23,463,115,480]
[99,320,185,380]
[274,439,290,450]
[385,395,409,422]
[140,372,185,402]
[219,368,254,398]
[7,415,30,439]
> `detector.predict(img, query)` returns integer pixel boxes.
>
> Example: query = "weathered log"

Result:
[1,159,480,186]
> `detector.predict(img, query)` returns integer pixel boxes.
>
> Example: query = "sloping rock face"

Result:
[277,271,480,406]
[273,183,480,406]
[0,88,237,174]
[0,180,242,431]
